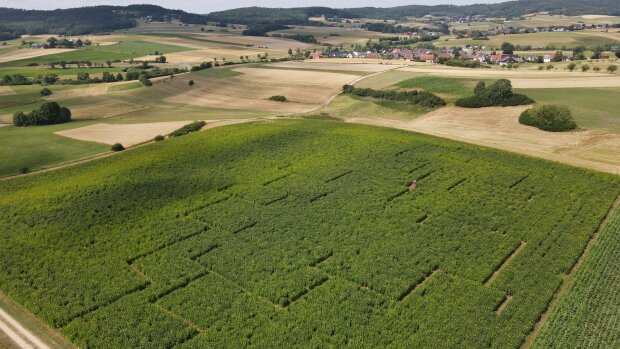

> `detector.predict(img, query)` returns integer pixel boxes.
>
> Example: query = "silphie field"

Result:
[0,120,618,348]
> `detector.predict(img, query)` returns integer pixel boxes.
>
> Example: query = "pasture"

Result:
[0,120,109,177]
[0,120,617,348]
[515,87,620,133]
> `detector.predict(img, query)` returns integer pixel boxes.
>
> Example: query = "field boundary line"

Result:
[521,193,620,348]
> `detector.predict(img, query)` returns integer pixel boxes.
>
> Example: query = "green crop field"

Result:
[0,120,617,348]
[0,41,193,67]
[533,209,620,348]
[515,87,620,134]
[396,76,484,102]
[439,31,619,49]
[0,121,109,176]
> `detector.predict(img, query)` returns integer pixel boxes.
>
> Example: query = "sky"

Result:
[4,1,504,13]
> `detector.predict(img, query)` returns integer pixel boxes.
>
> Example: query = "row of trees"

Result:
[566,63,617,73]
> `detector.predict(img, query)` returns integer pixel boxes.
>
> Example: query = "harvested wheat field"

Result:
[68,100,150,120]
[0,48,76,64]
[166,89,319,113]
[135,47,268,64]
[197,33,311,50]
[46,81,138,99]
[269,61,402,72]
[0,87,15,96]
[170,70,346,104]
[232,67,358,86]
[347,106,620,174]
[55,121,192,147]
[398,66,620,88]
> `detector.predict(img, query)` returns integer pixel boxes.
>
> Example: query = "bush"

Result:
[519,104,576,132]
[455,79,534,108]
[153,135,165,141]
[13,102,71,126]
[269,95,287,102]
[341,85,446,108]
[40,88,52,96]
[139,75,152,86]
[188,80,195,86]
[111,143,125,152]
[19,167,30,174]
[169,121,207,137]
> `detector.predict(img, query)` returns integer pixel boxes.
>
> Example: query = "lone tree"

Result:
[501,42,515,54]
[608,65,618,74]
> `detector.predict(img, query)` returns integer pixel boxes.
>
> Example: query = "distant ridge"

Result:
[0,0,618,40]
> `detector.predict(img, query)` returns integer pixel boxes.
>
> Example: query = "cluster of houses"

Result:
[312,46,571,66]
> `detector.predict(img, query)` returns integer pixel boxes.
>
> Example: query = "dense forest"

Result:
[0,5,207,38]
[207,0,620,24]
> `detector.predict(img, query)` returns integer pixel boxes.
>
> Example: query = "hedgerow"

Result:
[342,84,446,108]
[169,121,207,137]
[0,120,617,348]
[455,79,534,108]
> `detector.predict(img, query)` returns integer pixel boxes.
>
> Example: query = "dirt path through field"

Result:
[346,106,620,174]
[0,307,51,349]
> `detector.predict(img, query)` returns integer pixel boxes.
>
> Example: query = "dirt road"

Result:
[0,308,50,349]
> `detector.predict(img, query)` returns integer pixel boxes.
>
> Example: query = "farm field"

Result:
[515,87,620,133]
[1,4,620,347]
[439,30,620,49]
[0,120,618,348]
[346,106,620,175]
[0,120,109,177]
[532,208,620,348]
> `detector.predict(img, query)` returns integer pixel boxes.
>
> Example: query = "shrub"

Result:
[188,80,195,86]
[455,79,534,108]
[519,104,576,132]
[269,95,287,102]
[13,102,71,126]
[154,135,165,141]
[139,75,152,86]
[169,121,207,137]
[19,167,30,174]
[40,88,52,96]
[111,143,125,152]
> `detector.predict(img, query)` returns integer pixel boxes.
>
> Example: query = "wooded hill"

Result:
[207,0,620,24]
[0,0,618,40]
[0,5,207,39]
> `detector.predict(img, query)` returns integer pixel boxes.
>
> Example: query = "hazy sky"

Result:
[4,1,503,13]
